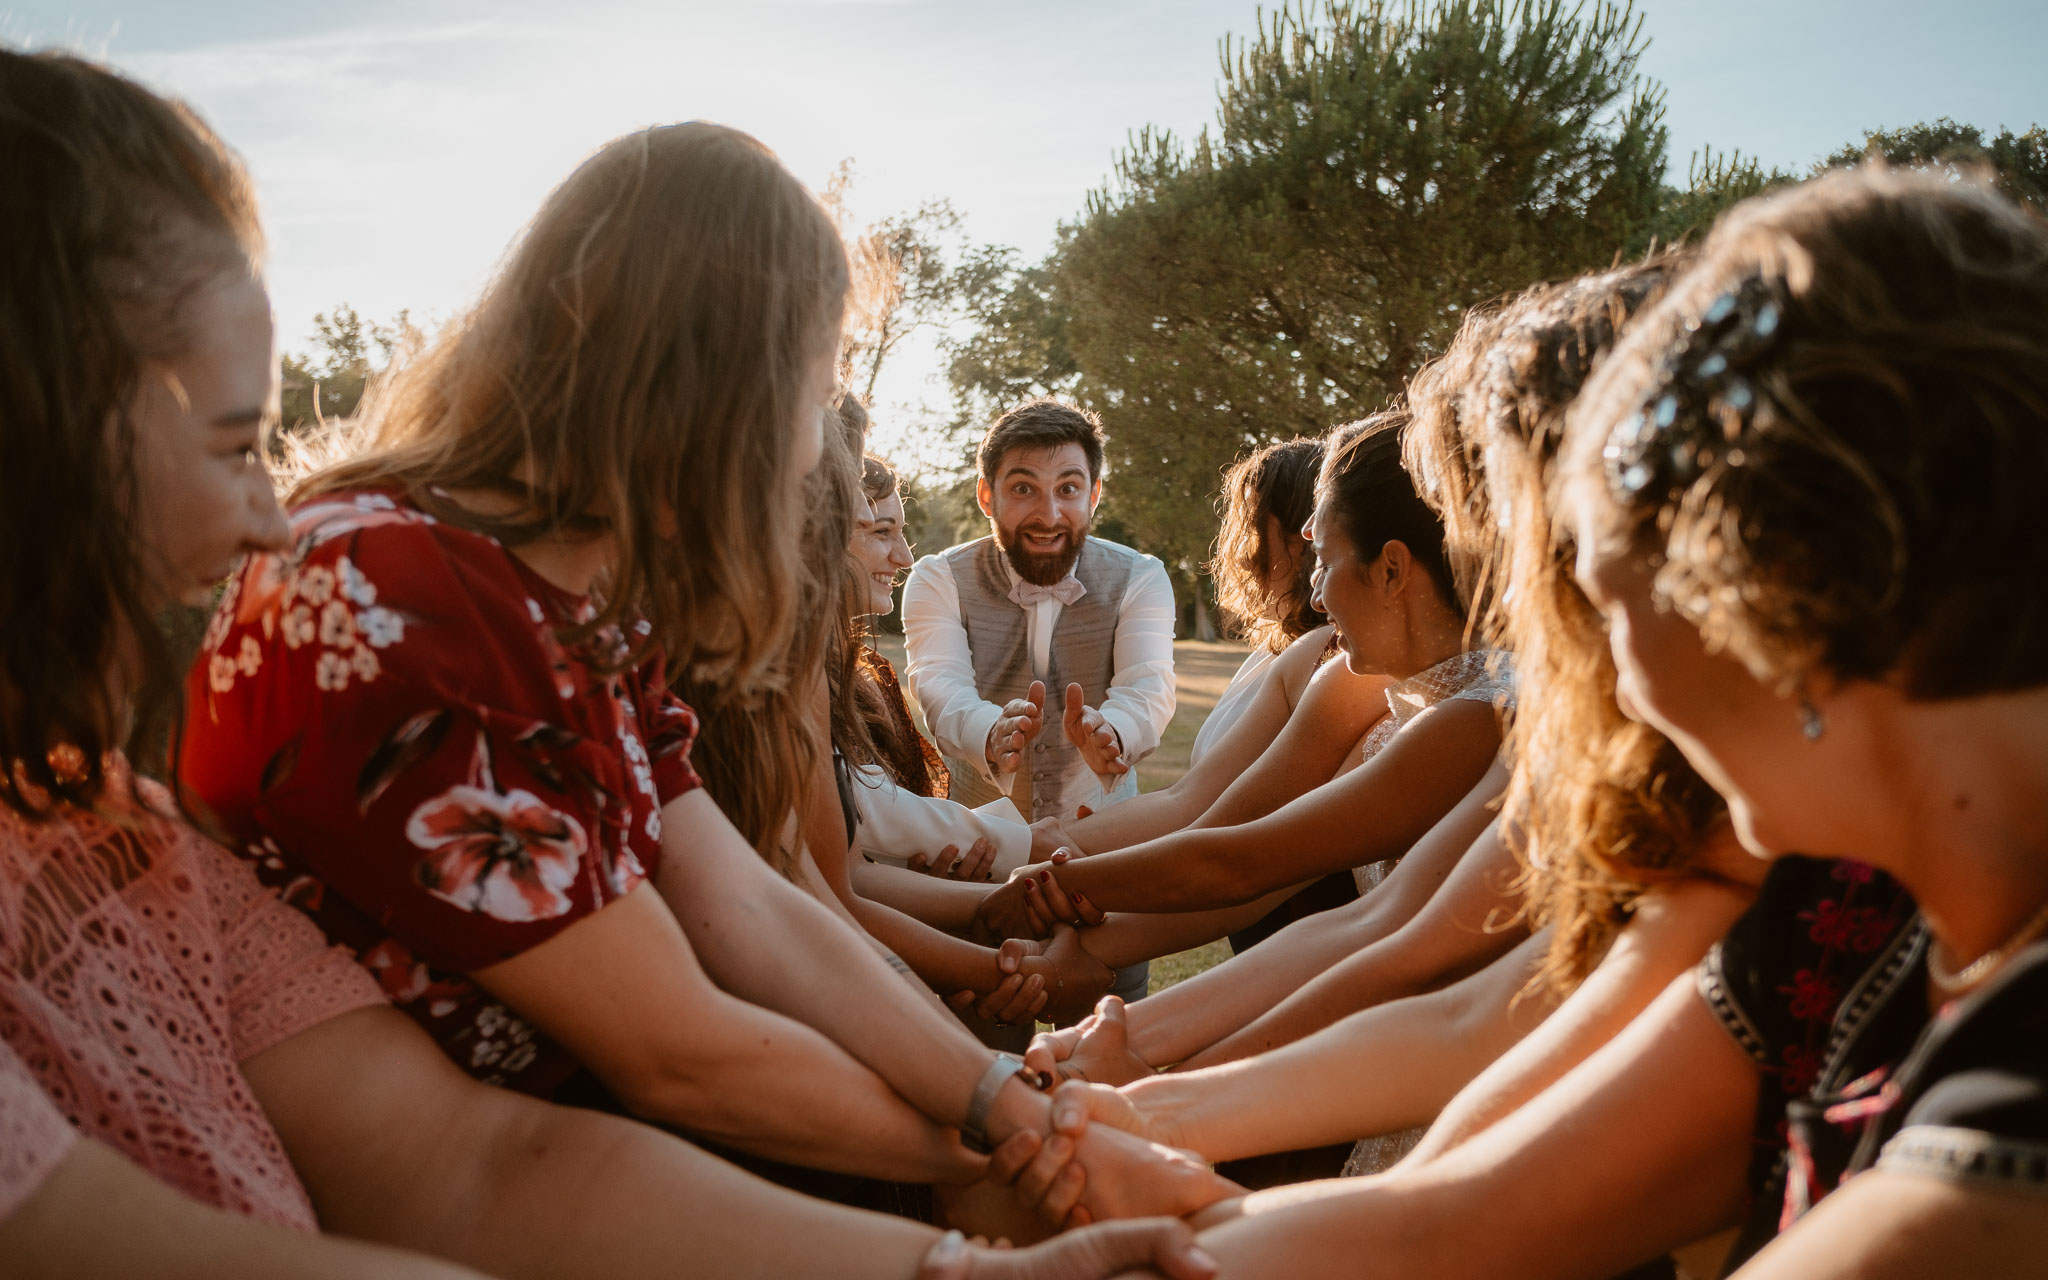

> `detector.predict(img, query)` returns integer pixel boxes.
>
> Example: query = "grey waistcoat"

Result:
[941,536,1142,820]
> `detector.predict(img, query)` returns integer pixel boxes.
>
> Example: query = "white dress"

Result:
[1339,648,1515,1178]
[1188,647,1281,768]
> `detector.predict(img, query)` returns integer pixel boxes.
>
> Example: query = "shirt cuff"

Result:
[1098,707,1141,768]
[962,703,1006,785]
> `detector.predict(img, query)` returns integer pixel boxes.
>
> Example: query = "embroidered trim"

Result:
[1697,944,1772,1064]
[1816,922,1927,1096]
[1880,1125,2048,1191]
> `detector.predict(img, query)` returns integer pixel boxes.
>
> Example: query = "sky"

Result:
[7,0,2046,467]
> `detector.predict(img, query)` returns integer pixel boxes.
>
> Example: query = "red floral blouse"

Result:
[179,489,701,1098]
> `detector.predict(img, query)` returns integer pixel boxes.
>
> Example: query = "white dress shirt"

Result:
[901,542,1177,814]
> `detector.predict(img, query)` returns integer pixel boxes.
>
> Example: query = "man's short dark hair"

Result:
[977,398,1105,486]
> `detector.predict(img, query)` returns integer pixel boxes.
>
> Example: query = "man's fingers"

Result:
[1028,680,1047,712]
[1038,1158,1087,1227]
[1013,1131,1075,1207]
[985,1128,1042,1185]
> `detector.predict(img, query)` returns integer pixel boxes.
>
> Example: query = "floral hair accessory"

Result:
[1604,275,1785,497]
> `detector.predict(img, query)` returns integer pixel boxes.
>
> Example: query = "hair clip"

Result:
[1604,276,1786,498]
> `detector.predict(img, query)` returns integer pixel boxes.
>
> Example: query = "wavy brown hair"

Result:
[1461,260,1732,989]
[0,50,262,817]
[300,122,847,700]
[1568,167,2048,702]
[1210,438,1326,652]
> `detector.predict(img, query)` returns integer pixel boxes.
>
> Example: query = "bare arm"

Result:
[1184,976,1757,1280]
[853,857,996,933]
[1091,932,1553,1162]
[1409,875,1756,1163]
[1730,1172,2048,1279]
[0,1138,490,1280]
[1001,700,1500,918]
[1179,806,1525,1068]
[1188,656,1392,830]
[244,1007,1219,1280]
[1060,629,1335,856]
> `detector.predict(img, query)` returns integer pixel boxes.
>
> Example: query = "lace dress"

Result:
[1340,649,1515,1178]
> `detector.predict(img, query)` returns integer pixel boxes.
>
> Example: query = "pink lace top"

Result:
[0,760,384,1227]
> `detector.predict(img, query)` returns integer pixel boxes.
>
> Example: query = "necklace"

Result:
[1927,892,2048,994]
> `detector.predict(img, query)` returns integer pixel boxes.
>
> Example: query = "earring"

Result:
[1798,699,1825,742]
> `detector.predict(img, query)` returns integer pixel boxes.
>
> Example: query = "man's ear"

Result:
[975,475,995,519]
[1087,476,1103,514]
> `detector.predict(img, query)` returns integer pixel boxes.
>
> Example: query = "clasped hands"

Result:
[949,925,1115,1026]
[975,852,1097,944]
[987,682,1131,781]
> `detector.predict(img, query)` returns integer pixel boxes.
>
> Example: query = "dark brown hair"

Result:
[1569,166,2048,700]
[1316,412,1458,613]
[0,50,262,817]
[977,398,1105,487]
[302,122,847,696]
[1210,438,1326,652]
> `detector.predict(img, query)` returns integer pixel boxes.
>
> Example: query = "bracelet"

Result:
[960,1053,1047,1155]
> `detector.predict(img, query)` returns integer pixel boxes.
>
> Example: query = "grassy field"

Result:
[873,634,1246,994]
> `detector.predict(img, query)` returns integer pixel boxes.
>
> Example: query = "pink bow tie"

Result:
[1009,577,1085,607]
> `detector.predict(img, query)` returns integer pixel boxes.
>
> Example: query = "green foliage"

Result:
[1819,119,2048,211]
[1633,145,1795,254]
[955,0,1672,582]
[278,303,412,435]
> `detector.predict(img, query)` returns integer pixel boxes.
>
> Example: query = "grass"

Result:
[873,634,1246,995]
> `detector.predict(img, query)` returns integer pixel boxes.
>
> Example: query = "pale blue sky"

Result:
[7,0,2044,463]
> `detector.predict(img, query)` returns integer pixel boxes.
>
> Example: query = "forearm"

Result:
[1183,909,1522,1069]
[1134,944,1543,1163]
[1078,890,1301,970]
[0,1141,489,1280]
[680,870,995,1123]
[850,891,1010,995]
[1125,902,1401,1068]
[1054,825,1288,915]
[1065,785,1200,855]
[625,995,981,1182]
[853,858,991,932]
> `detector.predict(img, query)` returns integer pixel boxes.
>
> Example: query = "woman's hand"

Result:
[1035,926,1116,1023]
[987,1118,1236,1230]
[975,871,1053,943]
[949,957,1049,1027]
[1044,1079,1184,1152]
[911,837,1000,882]
[918,1221,1217,1280]
[1026,997,1154,1088]
[1029,818,1075,864]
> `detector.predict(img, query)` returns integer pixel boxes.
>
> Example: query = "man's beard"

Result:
[996,520,1088,586]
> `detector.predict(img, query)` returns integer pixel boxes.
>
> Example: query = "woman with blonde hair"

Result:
[177,119,1226,1222]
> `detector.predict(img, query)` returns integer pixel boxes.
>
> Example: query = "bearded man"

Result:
[902,399,1177,832]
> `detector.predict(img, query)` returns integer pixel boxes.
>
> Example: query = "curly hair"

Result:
[1466,259,1731,990]
[0,50,262,817]
[1567,166,2048,702]
[1209,439,1327,652]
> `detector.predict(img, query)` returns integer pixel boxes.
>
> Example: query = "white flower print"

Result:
[350,644,381,683]
[644,808,661,842]
[357,605,405,649]
[281,604,315,649]
[297,564,335,605]
[208,652,238,693]
[356,493,397,511]
[235,635,263,677]
[338,556,378,607]
[315,651,352,691]
[618,724,656,800]
[526,598,545,625]
[319,599,356,648]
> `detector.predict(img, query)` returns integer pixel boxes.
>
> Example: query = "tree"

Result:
[1632,145,1794,254]
[1820,119,2047,211]
[279,304,413,435]
[958,0,1672,593]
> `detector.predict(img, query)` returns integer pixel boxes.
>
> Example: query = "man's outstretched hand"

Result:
[989,681,1049,775]
[1062,684,1128,779]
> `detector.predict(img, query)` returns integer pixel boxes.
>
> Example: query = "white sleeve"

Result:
[901,553,1006,787]
[849,764,1032,879]
[1096,554,1178,766]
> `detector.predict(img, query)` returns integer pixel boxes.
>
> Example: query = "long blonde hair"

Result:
[299,122,847,695]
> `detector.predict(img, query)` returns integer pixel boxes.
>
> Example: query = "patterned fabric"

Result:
[0,762,384,1227]
[858,646,948,799]
[1698,856,1925,1271]
[181,489,702,1099]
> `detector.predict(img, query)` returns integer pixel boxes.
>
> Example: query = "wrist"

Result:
[982,1067,1051,1146]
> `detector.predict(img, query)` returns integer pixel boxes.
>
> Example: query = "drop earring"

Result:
[1798,699,1825,741]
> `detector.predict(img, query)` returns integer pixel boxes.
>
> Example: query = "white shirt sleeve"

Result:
[848,764,1033,879]
[901,553,1006,786]
[1096,553,1178,767]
